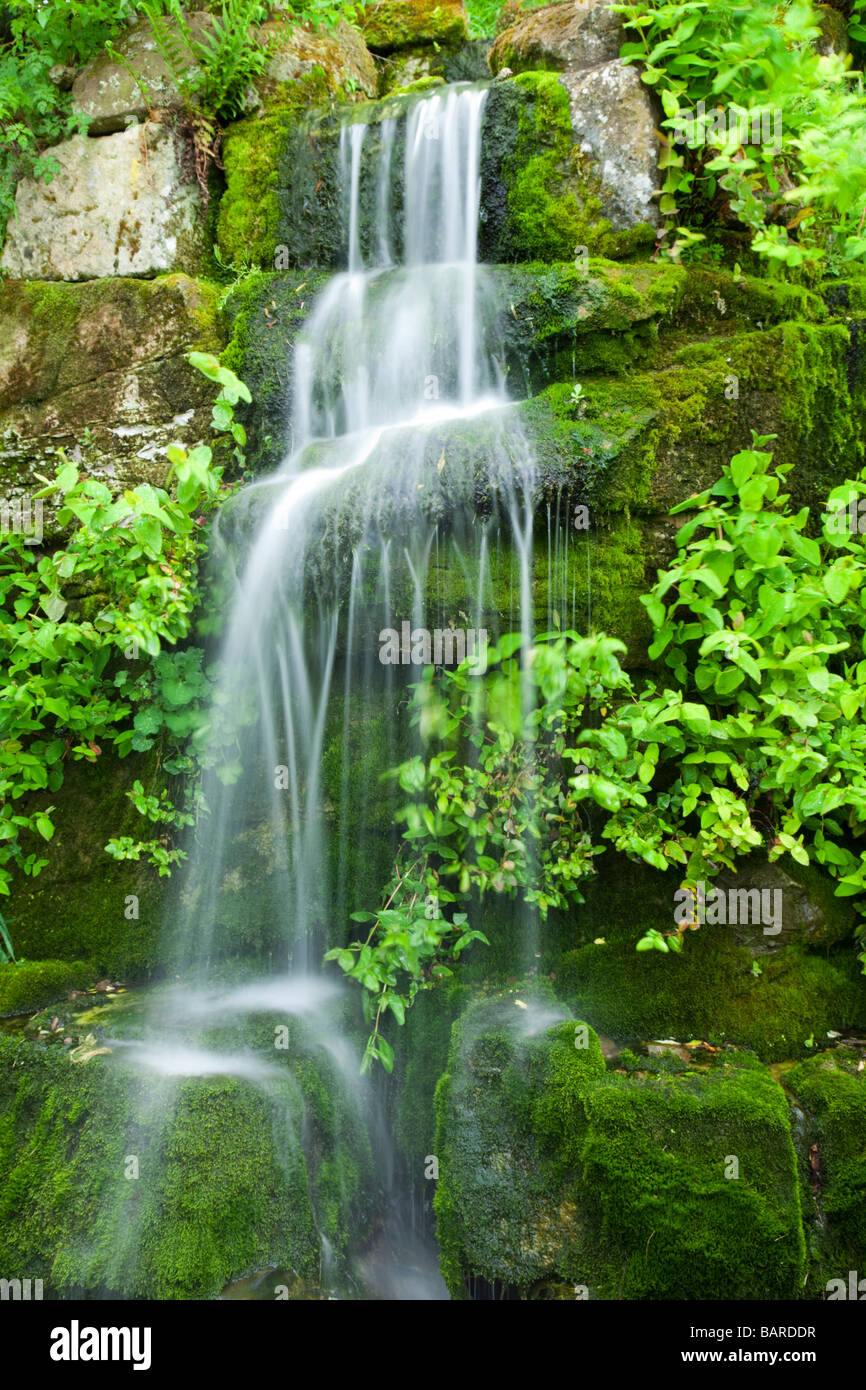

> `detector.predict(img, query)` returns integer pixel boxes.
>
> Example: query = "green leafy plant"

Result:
[342,436,866,1064]
[464,0,546,40]
[616,0,866,269]
[288,0,362,29]
[142,0,269,123]
[0,352,250,901]
[628,436,866,953]
[105,778,195,876]
[328,629,664,1068]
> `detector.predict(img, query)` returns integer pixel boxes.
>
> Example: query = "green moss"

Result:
[0,960,94,1017]
[219,268,330,472]
[320,693,403,927]
[389,74,446,95]
[434,998,804,1297]
[490,259,686,394]
[554,862,866,1063]
[0,275,222,409]
[10,752,176,978]
[523,313,865,521]
[217,114,291,269]
[362,0,467,53]
[578,1056,804,1299]
[0,1034,313,1296]
[786,1052,866,1291]
[669,267,828,339]
[822,273,866,317]
[0,1000,373,1297]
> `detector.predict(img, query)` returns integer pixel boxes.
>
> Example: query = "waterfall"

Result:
[116,83,564,1298]
[172,83,542,977]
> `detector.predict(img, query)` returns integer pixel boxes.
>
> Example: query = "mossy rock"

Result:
[786,1051,866,1292]
[0,274,224,533]
[536,315,865,521]
[0,1003,373,1297]
[0,960,94,1018]
[479,73,656,264]
[433,996,804,1297]
[362,0,468,54]
[552,857,866,1063]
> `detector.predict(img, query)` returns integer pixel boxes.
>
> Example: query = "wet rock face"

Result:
[489,0,623,75]
[0,123,205,282]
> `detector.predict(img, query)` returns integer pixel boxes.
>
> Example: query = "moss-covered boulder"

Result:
[433,996,805,1297]
[71,13,217,135]
[553,856,866,1062]
[255,16,379,105]
[786,1050,866,1294]
[479,72,657,263]
[0,959,94,1017]
[0,998,373,1297]
[362,0,468,54]
[537,314,865,523]
[0,275,224,534]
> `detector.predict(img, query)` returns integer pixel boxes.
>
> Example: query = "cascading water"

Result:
[107,83,581,1299]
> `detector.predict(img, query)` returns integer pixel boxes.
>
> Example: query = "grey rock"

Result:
[71,13,214,135]
[1,123,205,282]
[489,0,623,75]
[559,59,661,231]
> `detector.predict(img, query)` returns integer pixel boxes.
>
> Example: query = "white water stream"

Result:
[114,84,578,1299]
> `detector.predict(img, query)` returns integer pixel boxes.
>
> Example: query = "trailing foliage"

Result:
[338,436,866,1064]
[615,0,866,270]
[0,353,250,898]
